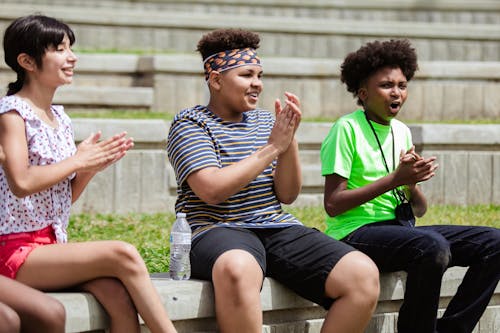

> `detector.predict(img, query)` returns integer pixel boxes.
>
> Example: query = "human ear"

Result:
[358,87,368,102]
[208,71,222,91]
[17,53,36,72]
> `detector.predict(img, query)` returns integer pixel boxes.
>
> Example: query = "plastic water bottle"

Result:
[169,212,191,280]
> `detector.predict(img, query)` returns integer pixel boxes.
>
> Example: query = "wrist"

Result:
[262,142,283,157]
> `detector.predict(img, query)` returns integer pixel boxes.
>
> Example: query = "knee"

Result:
[108,241,148,277]
[327,251,380,307]
[420,236,451,271]
[89,278,136,317]
[0,303,20,333]
[213,250,262,292]
[41,297,66,330]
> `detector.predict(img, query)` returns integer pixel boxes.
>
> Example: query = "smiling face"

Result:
[208,64,263,122]
[35,34,77,88]
[358,66,408,125]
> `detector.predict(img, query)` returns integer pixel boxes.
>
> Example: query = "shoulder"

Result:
[337,109,365,126]
[170,105,214,131]
[328,110,364,135]
[0,95,33,120]
[168,106,214,145]
[173,105,210,123]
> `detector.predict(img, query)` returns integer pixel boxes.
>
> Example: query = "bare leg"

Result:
[80,278,140,333]
[0,275,65,333]
[212,250,263,333]
[0,302,20,333]
[16,241,176,333]
[321,251,380,333]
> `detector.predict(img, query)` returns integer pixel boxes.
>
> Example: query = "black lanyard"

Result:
[364,112,407,203]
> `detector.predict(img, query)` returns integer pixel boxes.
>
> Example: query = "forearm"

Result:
[5,157,80,198]
[325,173,399,217]
[71,171,96,202]
[407,184,427,217]
[189,142,281,204]
[274,139,301,204]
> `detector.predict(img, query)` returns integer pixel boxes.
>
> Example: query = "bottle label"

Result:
[170,232,191,244]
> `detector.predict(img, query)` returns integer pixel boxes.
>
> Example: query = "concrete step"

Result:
[4,0,500,24]
[48,267,500,333]
[54,86,153,110]
[2,54,498,120]
[67,120,500,213]
[0,3,498,61]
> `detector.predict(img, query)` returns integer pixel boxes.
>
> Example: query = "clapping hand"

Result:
[75,131,134,173]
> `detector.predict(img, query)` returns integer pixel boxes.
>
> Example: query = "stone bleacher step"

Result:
[5,0,500,24]
[55,86,153,110]
[0,3,498,61]
[48,267,500,333]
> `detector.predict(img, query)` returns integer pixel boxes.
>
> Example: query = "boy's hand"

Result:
[395,146,438,186]
[268,92,302,154]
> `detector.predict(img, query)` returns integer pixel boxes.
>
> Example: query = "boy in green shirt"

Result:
[321,39,500,333]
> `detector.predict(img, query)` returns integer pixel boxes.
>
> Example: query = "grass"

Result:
[68,205,499,273]
[68,109,500,124]
[68,110,173,119]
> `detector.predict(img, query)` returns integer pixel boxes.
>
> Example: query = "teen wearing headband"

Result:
[167,28,380,333]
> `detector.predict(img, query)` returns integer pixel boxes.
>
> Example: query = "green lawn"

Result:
[68,205,499,273]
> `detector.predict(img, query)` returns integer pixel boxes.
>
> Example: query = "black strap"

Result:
[364,112,407,204]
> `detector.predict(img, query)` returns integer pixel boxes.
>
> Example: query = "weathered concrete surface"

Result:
[49,267,500,333]
[68,120,500,214]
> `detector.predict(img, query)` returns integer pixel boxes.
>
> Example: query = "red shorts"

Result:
[0,226,56,278]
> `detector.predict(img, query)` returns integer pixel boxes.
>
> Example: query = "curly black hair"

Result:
[196,28,260,60]
[340,39,418,105]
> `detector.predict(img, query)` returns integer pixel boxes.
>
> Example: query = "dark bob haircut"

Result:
[3,14,75,95]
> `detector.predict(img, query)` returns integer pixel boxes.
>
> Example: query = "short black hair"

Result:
[340,39,418,105]
[196,28,260,60]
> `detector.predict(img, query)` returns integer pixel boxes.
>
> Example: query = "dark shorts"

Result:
[190,225,355,309]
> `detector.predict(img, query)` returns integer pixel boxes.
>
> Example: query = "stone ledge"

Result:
[48,267,500,333]
[7,0,500,12]
[3,51,499,80]
[0,3,498,40]
[54,86,153,108]
[70,120,500,149]
[2,54,499,118]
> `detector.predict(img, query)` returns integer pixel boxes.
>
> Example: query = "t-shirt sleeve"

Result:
[167,118,220,185]
[320,119,355,179]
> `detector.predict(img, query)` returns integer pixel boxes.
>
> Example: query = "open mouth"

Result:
[390,102,401,111]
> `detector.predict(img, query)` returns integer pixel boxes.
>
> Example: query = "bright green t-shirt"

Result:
[320,109,413,240]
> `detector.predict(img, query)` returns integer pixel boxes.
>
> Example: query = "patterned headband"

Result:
[203,47,261,81]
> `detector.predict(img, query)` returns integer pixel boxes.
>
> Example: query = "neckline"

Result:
[13,95,60,130]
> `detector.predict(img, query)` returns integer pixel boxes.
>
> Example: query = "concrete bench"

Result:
[0,3,498,61]
[6,0,500,24]
[48,267,500,333]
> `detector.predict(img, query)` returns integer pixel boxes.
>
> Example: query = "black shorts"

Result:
[190,225,355,309]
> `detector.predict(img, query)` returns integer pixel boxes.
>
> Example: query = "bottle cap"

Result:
[176,212,187,218]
